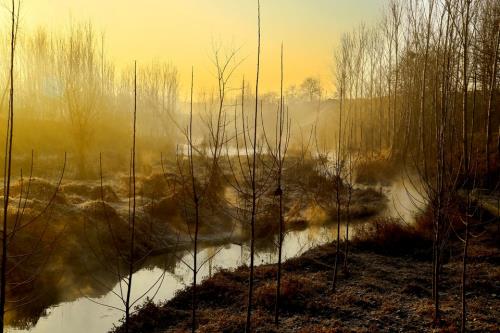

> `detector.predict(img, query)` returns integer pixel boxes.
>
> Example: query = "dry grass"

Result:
[113,218,500,333]
[352,217,432,258]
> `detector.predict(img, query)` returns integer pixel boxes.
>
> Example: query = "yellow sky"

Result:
[19,0,385,95]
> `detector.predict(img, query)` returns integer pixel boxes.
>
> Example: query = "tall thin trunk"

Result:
[387,36,393,151]
[0,2,16,331]
[431,9,445,300]
[343,182,352,272]
[462,0,470,177]
[434,210,441,322]
[461,215,469,333]
[125,61,138,333]
[393,19,399,156]
[245,1,260,331]
[332,84,343,292]
[433,8,452,322]
[378,47,383,153]
[462,41,478,331]
[420,0,434,175]
[333,179,341,292]
[343,119,353,272]
[370,45,375,157]
[470,69,477,166]
[189,68,199,333]
[274,43,284,327]
[485,26,500,185]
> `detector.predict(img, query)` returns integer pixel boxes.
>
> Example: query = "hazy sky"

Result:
[20,0,386,95]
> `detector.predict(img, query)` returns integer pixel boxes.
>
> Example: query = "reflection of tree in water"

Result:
[6,162,391,330]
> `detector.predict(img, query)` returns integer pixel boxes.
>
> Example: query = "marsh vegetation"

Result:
[0,0,499,332]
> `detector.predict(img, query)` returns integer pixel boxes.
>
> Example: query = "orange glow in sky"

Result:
[19,0,385,95]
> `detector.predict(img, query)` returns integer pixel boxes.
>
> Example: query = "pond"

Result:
[8,224,338,333]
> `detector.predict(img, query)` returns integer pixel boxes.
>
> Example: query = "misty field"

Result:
[0,0,499,333]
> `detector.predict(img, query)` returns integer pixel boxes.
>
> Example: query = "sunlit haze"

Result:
[21,0,384,95]
[1,0,498,332]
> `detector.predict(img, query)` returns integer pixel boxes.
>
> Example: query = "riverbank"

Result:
[4,169,390,330]
[113,218,500,332]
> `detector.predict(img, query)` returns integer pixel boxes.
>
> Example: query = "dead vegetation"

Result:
[115,217,499,332]
[353,217,432,258]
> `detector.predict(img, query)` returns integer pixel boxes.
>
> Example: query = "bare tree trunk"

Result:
[378,43,384,154]
[461,216,469,333]
[274,187,283,326]
[392,2,400,157]
[343,186,352,272]
[332,85,343,292]
[125,61,138,333]
[497,126,500,160]
[420,0,434,174]
[461,33,478,330]
[343,115,354,273]
[462,0,470,177]
[470,69,477,167]
[245,2,260,331]
[434,208,441,322]
[0,2,16,331]
[192,195,199,333]
[332,182,341,292]
[189,68,199,333]
[485,26,500,185]
[274,43,285,327]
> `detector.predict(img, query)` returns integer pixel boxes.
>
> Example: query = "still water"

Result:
[8,177,422,333]
[9,226,335,333]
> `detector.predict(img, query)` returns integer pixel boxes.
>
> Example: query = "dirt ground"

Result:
[115,221,500,333]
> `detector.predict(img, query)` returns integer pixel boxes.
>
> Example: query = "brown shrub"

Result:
[353,217,431,258]
[111,303,189,333]
[254,276,319,313]
[171,270,246,310]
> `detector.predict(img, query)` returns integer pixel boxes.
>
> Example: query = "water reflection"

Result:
[8,223,345,333]
[5,173,419,333]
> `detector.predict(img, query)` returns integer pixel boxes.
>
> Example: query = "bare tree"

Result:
[170,67,202,333]
[418,0,435,171]
[222,4,264,331]
[138,62,179,138]
[261,43,291,326]
[57,23,102,177]
[123,61,138,332]
[173,68,210,333]
[300,77,322,103]
[246,2,261,329]
[245,3,261,331]
[342,121,358,273]
[1,2,19,330]
[1,3,66,331]
[485,18,500,185]
[80,62,164,333]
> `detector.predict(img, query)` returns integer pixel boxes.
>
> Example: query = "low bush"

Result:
[254,276,319,313]
[353,217,431,257]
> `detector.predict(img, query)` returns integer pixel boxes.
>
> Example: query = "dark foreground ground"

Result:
[114,218,500,333]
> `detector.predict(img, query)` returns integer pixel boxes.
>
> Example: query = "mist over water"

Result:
[2,0,498,331]
[4,169,420,333]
